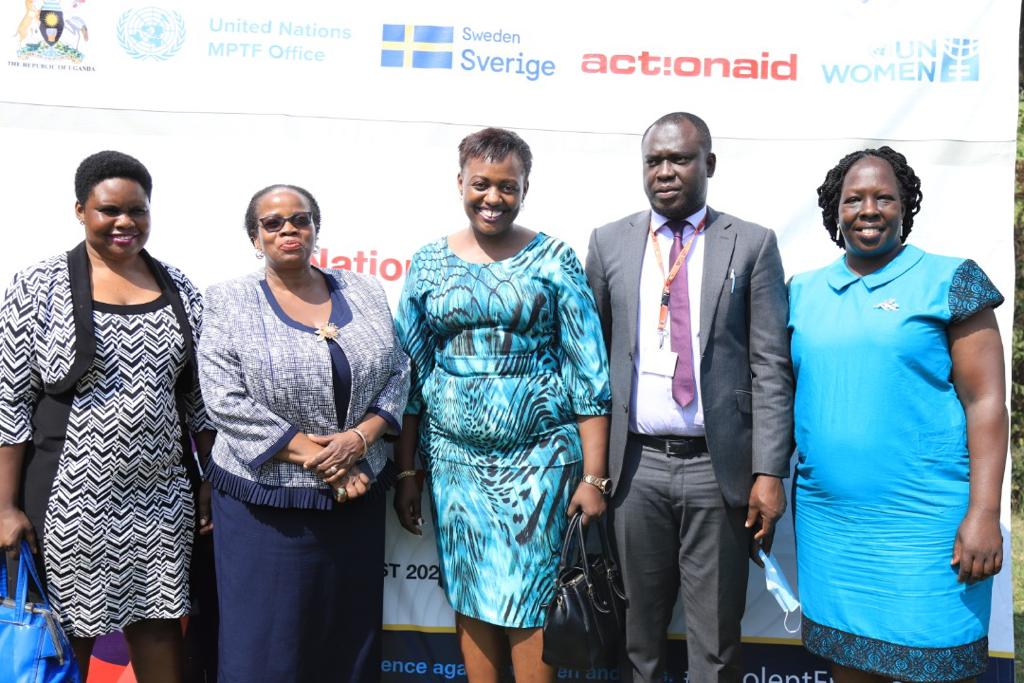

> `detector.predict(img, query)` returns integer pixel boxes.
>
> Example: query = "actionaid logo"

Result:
[580,50,797,80]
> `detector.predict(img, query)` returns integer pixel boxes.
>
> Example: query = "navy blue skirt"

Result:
[212,487,384,683]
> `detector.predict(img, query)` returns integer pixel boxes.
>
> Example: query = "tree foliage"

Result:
[1011,92,1023,510]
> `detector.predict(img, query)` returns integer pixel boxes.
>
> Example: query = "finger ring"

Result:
[327,465,339,476]
[335,488,348,503]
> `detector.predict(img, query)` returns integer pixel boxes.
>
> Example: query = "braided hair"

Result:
[816,146,922,248]
[244,184,322,242]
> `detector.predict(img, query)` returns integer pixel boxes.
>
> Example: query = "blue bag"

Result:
[0,541,80,683]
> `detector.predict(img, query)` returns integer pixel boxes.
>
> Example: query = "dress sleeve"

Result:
[197,284,299,471]
[177,273,215,434]
[553,243,611,416]
[395,254,438,417]
[362,277,410,435]
[0,271,41,445]
[948,259,1004,324]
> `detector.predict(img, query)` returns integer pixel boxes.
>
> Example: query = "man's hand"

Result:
[746,474,785,566]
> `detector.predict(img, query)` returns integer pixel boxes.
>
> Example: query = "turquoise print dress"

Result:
[788,245,1003,681]
[396,233,611,627]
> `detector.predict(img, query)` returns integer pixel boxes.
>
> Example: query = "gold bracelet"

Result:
[350,427,369,455]
[396,469,417,481]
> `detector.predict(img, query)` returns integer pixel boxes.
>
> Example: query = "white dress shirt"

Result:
[630,206,706,436]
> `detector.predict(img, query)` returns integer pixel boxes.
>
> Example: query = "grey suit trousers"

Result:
[612,434,749,683]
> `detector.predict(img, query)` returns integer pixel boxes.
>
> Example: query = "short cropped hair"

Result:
[458,127,533,179]
[642,112,713,152]
[244,184,322,241]
[74,150,152,205]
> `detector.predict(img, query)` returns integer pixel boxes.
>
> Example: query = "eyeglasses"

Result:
[257,211,314,233]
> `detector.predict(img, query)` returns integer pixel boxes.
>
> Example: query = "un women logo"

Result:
[117,7,185,61]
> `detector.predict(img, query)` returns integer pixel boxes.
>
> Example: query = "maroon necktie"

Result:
[666,219,696,407]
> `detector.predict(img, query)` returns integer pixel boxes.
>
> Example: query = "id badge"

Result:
[639,349,678,377]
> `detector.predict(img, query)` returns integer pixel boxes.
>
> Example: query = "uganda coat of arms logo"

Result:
[15,0,88,63]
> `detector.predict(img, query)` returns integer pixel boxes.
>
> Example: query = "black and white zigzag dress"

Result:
[0,248,209,638]
[36,297,196,637]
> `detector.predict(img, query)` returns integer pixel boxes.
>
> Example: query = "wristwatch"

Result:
[582,473,612,495]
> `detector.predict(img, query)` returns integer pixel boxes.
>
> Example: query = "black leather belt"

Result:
[630,432,707,458]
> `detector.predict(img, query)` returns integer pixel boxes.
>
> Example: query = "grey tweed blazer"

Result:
[198,268,409,507]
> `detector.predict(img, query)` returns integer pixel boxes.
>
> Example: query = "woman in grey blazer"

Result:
[198,184,409,683]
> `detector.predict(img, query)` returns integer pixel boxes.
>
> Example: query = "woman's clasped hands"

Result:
[303,430,372,503]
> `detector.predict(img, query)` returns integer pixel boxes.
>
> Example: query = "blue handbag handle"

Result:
[0,541,51,622]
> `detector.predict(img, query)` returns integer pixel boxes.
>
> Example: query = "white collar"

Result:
[650,206,708,234]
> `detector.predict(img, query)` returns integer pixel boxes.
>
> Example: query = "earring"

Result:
[255,249,264,259]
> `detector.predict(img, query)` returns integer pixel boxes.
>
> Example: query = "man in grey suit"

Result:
[584,112,793,683]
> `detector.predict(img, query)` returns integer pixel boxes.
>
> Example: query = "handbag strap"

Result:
[555,512,579,574]
[574,512,594,586]
[590,516,620,574]
[12,541,51,622]
[557,512,596,588]
[556,513,584,572]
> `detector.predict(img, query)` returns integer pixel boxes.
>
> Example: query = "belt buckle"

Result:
[667,436,700,458]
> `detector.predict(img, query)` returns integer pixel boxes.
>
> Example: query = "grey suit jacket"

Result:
[585,207,793,507]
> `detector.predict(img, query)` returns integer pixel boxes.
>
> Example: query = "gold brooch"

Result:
[315,322,340,341]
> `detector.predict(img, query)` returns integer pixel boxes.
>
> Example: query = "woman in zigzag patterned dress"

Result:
[0,151,215,681]
[394,128,612,682]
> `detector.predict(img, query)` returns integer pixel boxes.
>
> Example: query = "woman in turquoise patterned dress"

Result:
[789,147,1007,682]
[394,127,611,682]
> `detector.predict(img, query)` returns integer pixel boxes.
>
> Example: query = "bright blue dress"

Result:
[396,233,611,627]
[788,245,1003,681]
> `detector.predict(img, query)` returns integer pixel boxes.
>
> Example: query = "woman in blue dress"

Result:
[788,146,1007,682]
[393,127,612,682]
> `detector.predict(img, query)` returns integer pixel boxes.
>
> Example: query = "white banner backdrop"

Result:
[0,0,1017,679]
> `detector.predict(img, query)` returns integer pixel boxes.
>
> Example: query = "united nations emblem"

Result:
[15,0,88,62]
[116,7,185,61]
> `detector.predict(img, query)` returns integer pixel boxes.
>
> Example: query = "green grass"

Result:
[1014,510,1023,680]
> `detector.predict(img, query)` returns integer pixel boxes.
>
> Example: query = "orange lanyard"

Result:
[649,216,705,348]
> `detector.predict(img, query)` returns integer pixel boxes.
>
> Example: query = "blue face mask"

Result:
[758,549,801,634]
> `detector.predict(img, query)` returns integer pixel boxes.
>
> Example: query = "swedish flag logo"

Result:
[381,24,454,69]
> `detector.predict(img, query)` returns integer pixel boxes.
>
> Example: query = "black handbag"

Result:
[541,512,627,670]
